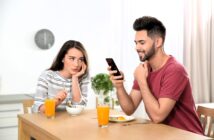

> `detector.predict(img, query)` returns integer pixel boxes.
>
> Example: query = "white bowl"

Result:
[66,105,84,116]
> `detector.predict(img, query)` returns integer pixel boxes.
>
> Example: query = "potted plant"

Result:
[91,73,118,108]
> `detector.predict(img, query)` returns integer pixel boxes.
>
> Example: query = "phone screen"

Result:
[106,58,122,78]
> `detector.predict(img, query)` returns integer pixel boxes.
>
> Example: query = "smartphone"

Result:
[106,58,123,79]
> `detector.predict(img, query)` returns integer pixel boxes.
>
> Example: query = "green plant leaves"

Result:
[91,73,113,95]
[91,73,120,108]
[104,96,110,103]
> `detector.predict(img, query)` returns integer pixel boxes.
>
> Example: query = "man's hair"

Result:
[133,16,166,43]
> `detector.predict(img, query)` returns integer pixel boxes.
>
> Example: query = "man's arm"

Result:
[116,87,142,115]
[108,67,142,115]
[134,62,176,123]
[141,83,176,123]
[137,72,176,123]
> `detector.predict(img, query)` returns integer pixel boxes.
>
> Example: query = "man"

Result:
[108,16,203,135]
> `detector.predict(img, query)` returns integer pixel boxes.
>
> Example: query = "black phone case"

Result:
[106,58,122,77]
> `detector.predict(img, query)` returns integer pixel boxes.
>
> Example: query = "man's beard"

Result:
[139,43,156,62]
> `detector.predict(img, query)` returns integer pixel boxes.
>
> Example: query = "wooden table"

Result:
[18,110,212,140]
[196,103,214,108]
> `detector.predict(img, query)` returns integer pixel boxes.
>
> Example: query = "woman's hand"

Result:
[55,90,67,105]
[73,63,87,78]
[39,90,67,113]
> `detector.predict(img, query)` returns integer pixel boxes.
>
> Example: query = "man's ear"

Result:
[155,37,163,48]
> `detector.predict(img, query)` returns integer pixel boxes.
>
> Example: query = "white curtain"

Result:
[184,0,214,103]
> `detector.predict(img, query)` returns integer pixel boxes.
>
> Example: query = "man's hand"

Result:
[134,61,149,85]
[107,66,124,89]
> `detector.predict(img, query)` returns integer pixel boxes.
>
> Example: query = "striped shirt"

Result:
[32,70,90,112]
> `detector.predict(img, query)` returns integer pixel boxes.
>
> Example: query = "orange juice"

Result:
[97,105,110,127]
[45,98,55,119]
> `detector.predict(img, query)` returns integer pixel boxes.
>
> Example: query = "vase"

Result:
[96,92,115,110]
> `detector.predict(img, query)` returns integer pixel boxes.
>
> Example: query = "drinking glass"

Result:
[97,104,110,128]
[45,98,55,119]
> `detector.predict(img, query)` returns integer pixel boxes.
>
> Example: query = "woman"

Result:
[32,40,90,113]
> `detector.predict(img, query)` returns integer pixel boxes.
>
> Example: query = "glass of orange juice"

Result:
[45,98,55,119]
[97,104,110,128]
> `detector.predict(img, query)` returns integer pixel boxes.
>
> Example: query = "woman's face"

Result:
[62,48,85,75]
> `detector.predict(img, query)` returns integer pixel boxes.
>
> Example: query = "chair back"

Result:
[197,105,214,138]
[22,99,34,114]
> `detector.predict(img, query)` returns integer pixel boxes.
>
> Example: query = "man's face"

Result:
[134,30,156,62]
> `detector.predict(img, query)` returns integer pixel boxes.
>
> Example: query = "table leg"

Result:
[18,117,31,140]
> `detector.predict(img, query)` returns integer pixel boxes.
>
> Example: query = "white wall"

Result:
[0,0,184,111]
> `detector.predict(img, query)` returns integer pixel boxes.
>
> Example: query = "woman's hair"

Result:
[49,40,89,77]
[133,16,166,43]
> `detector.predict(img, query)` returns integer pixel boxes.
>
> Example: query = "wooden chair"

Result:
[22,99,34,114]
[197,105,214,138]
